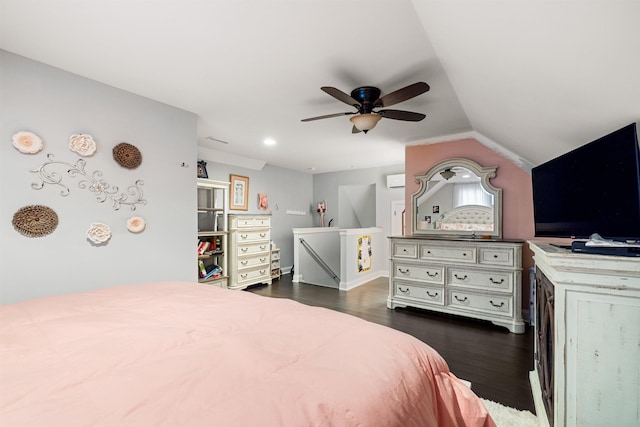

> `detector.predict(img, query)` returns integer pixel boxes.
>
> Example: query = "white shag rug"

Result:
[480,398,539,427]
[459,379,538,427]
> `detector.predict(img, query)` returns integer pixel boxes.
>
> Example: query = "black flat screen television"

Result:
[531,122,640,242]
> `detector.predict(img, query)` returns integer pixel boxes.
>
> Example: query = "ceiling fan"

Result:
[301,82,430,134]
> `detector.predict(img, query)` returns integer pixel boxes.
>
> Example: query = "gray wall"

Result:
[0,50,404,304]
[1,50,197,304]
[194,160,314,273]
[313,165,406,268]
[338,184,376,228]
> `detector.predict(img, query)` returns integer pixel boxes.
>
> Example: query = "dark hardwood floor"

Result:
[246,274,536,413]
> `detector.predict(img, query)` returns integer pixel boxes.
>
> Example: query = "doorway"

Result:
[391,200,405,236]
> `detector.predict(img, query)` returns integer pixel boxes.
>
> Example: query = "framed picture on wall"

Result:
[230,174,249,210]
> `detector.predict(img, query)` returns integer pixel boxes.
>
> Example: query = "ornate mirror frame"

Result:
[411,158,503,239]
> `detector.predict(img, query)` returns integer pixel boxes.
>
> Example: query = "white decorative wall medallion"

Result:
[69,134,97,156]
[127,216,146,233]
[86,222,112,244]
[12,131,44,154]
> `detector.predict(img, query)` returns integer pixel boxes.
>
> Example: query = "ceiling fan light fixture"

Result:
[350,113,382,133]
[440,169,456,180]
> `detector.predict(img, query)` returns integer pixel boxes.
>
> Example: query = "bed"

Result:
[0,281,495,426]
[436,205,494,232]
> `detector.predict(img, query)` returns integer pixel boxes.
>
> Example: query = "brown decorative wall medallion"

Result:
[112,142,142,169]
[12,205,59,237]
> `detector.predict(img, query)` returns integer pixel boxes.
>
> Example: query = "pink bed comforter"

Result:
[0,282,494,427]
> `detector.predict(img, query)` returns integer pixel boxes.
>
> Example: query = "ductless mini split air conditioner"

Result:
[386,174,405,188]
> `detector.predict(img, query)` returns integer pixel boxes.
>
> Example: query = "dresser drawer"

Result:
[393,281,444,306]
[448,268,514,292]
[392,241,418,258]
[231,216,271,228]
[254,217,271,227]
[393,262,444,284]
[237,229,270,243]
[238,242,270,256]
[419,245,476,264]
[479,247,515,267]
[237,267,270,284]
[238,254,270,270]
[448,290,513,317]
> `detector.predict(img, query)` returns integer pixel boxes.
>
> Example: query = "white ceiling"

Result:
[2,1,639,174]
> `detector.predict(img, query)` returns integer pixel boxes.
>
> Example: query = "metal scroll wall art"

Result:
[31,153,146,211]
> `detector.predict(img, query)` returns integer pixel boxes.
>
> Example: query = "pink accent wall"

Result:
[405,138,536,310]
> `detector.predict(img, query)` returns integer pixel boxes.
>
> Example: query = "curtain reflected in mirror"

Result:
[453,182,493,207]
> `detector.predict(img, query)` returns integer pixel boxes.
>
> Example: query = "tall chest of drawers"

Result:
[388,236,525,333]
[228,215,272,290]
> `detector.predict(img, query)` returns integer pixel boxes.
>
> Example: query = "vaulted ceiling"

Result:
[2,1,638,173]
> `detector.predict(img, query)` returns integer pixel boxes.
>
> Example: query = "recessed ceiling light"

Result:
[264,138,276,146]
[308,167,316,171]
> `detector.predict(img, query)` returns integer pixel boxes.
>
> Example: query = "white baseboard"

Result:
[339,270,386,291]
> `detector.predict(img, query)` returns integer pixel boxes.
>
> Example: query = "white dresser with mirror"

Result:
[388,158,525,333]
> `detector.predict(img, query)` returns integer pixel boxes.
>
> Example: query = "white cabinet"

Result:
[528,241,640,427]
[197,179,229,288]
[388,237,524,333]
[228,215,272,290]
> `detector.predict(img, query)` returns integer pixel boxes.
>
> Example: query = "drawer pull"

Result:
[489,277,505,284]
[398,268,410,274]
[489,300,505,308]
[454,274,468,280]
[259,270,266,274]
[463,253,467,257]
[241,273,248,278]
[241,234,248,239]
[260,245,267,250]
[398,286,410,295]
[260,233,266,238]
[241,248,249,253]
[260,257,266,262]
[426,250,432,254]
[426,271,439,278]
[454,295,468,303]
[402,248,408,252]
[241,260,248,265]
[426,291,438,298]
[493,254,499,258]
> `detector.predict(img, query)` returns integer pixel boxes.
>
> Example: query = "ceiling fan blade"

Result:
[374,82,430,108]
[321,87,362,108]
[378,109,426,121]
[301,112,356,122]
[351,125,362,134]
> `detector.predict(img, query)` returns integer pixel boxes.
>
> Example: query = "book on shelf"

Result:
[202,264,223,279]
[197,240,210,255]
[198,260,207,277]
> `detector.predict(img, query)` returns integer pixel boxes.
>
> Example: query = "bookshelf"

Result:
[271,246,281,280]
[197,179,229,288]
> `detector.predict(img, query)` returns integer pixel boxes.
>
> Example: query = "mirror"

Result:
[411,158,502,238]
